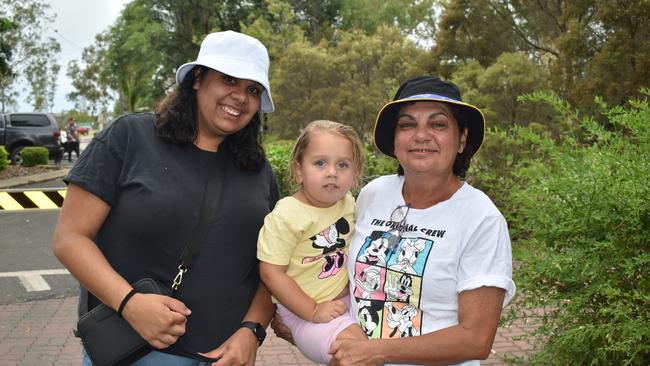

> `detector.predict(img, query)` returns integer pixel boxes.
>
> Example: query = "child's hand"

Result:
[312,299,347,323]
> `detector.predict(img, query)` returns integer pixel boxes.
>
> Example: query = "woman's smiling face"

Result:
[193,68,262,148]
[393,101,467,177]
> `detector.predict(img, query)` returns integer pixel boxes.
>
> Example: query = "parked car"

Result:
[76,126,89,135]
[0,112,63,165]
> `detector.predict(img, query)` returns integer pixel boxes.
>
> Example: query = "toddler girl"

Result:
[257,120,367,364]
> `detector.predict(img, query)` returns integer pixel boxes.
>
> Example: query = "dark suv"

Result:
[0,112,62,165]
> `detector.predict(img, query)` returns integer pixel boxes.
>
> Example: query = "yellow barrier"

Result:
[0,188,66,210]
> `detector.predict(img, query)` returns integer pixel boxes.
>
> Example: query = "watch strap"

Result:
[240,321,266,346]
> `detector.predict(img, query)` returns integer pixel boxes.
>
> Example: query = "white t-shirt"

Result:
[347,175,516,366]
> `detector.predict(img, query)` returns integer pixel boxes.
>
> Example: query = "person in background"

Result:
[54,127,68,165]
[257,120,368,364]
[53,30,278,366]
[65,117,80,162]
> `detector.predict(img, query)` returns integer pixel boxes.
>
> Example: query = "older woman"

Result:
[53,31,277,366]
[324,76,516,365]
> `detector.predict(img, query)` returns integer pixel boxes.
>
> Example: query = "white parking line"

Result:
[0,269,70,292]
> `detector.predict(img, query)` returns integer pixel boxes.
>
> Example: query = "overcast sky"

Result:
[16,0,130,113]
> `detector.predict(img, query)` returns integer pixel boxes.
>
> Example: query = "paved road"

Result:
[0,209,77,305]
[0,176,77,305]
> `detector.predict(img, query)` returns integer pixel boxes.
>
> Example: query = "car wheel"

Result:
[10,146,26,165]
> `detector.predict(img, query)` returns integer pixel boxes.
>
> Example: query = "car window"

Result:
[0,115,5,129]
[10,114,51,127]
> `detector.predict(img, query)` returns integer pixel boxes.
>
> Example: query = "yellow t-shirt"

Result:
[257,194,355,304]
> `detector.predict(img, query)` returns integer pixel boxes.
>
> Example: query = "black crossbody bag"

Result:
[75,160,225,366]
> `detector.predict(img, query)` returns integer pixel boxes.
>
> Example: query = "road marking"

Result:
[0,189,66,210]
[0,269,70,292]
[0,192,23,210]
[24,191,59,209]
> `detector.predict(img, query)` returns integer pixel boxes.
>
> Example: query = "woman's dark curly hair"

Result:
[155,65,266,172]
[395,103,473,179]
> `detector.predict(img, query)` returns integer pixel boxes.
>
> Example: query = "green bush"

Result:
[504,90,650,365]
[360,144,398,190]
[265,140,294,198]
[468,127,525,213]
[0,146,8,171]
[21,146,49,167]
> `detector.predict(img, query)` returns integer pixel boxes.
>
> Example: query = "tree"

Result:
[434,0,650,113]
[337,0,437,47]
[506,91,650,364]
[572,1,650,109]
[67,0,271,113]
[0,0,60,112]
[24,53,60,111]
[102,1,167,112]
[66,33,113,117]
[432,0,525,76]
[241,0,307,61]
[280,0,343,42]
[0,18,15,77]
[452,52,552,129]
[266,39,333,137]
[268,27,429,139]
[246,0,436,46]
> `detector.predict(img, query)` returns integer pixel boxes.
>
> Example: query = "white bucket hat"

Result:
[175,30,275,113]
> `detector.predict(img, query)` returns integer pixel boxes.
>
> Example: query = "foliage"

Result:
[452,52,553,128]
[264,139,293,198]
[468,126,525,215]
[337,0,436,39]
[248,0,436,44]
[433,0,525,74]
[274,0,342,43]
[67,0,269,114]
[0,18,15,78]
[268,26,429,140]
[103,1,169,113]
[0,146,9,171]
[240,1,306,61]
[0,0,60,112]
[66,33,113,116]
[433,0,650,116]
[502,90,650,364]
[20,146,48,167]
[361,144,397,187]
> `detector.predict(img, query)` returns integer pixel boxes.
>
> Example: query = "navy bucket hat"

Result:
[373,76,485,158]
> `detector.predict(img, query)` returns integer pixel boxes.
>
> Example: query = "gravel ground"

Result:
[0,165,62,181]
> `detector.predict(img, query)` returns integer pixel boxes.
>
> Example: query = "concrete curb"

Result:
[0,168,70,189]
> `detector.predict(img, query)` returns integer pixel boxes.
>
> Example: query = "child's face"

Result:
[294,131,358,208]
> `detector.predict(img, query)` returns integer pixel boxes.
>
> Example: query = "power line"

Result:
[52,29,84,50]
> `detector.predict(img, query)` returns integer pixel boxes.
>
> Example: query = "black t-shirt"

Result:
[64,113,279,355]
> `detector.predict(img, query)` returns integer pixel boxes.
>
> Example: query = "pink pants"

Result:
[276,295,359,364]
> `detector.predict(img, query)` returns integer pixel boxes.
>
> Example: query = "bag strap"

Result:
[171,155,226,292]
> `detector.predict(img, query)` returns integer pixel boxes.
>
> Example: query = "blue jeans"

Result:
[82,349,212,366]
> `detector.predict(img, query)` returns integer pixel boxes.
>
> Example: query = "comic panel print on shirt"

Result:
[302,217,350,280]
[354,230,434,338]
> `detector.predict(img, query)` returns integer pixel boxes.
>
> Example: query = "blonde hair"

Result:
[289,120,365,185]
